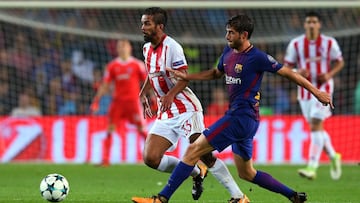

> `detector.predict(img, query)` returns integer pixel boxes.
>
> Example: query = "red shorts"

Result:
[108,100,145,127]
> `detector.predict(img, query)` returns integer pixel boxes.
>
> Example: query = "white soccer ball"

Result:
[40,173,70,202]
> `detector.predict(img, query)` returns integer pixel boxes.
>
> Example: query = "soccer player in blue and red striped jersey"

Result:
[132,7,246,203]
[133,13,333,203]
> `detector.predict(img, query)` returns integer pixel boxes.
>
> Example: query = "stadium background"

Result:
[0,1,359,164]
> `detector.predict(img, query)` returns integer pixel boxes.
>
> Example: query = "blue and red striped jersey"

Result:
[217,45,282,120]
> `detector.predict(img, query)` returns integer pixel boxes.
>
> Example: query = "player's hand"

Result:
[160,94,174,112]
[316,73,330,85]
[90,97,100,114]
[166,67,188,81]
[298,68,310,78]
[140,95,153,119]
[315,91,334,109]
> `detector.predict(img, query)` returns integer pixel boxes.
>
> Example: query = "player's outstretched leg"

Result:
[191,163,208,200]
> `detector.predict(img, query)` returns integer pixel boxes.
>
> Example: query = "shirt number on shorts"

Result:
[182,120,192,137]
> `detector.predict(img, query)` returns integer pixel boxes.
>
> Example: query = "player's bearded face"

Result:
[230,40,242,49]
[143,30,157,43]
[141,15,157,43]
[225,26,241,49]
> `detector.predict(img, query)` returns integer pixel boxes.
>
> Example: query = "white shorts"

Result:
[299,99,332,122]
[149,111,205,149]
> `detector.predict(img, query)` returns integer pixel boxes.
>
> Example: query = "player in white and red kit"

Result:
[284,11,344,180]
[132,7,245,203]
[91,39,148,166]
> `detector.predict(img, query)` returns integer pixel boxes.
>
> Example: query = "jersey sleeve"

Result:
[217,46,230,72]
[330,38,343,61]
[103,63,113,83]
[217,54,225,72]
[137,59,147,81]
[259,52,283,73]
[284,39,297,66]
[167,42,188,70]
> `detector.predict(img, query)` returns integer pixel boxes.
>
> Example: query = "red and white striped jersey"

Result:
[143,35,202,119]
[284,34,343,100]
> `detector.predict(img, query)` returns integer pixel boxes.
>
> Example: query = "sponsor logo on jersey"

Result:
[225,75,242,84]
[305,56,322,63]
[116,73,130,80]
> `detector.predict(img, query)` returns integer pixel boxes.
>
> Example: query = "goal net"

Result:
[0,1,359,164]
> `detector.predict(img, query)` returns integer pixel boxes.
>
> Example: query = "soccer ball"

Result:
[40,173,70,202]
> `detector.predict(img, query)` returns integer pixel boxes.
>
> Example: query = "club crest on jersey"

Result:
[234,64,243,73]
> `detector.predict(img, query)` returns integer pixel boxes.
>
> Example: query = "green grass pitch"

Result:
[0,163,358,203]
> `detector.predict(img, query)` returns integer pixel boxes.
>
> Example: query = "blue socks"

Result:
[158,163,296,200]
[159,161,194,200]
[252,170,295,198]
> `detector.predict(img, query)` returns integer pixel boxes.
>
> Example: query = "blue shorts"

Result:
[203,113,259,160]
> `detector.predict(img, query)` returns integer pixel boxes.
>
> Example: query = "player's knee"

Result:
[143,153,161,169]
[310,118,323,131]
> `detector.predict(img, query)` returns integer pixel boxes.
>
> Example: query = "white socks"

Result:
[157,155,179,173]
[157,155,200,177]
[322,131,336,158]
[208,159,243,199]
[308,130,336,169]
[308,131,324,169]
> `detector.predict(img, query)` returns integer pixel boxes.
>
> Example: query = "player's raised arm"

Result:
[166,67,224,81]
[277,65,334,108]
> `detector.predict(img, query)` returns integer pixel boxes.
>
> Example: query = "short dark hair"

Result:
[143,7,168,27]
[226,14,254,39]
[305,11,322,22]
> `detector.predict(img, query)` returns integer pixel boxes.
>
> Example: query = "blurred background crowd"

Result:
[0,7,359,116]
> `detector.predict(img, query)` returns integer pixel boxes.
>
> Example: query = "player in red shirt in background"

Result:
[91,39,148,166]
[206,87,229,116]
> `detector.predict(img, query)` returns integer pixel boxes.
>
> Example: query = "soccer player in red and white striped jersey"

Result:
[284,11,344,180]
[133,7,245,202]
[142,35,202,119]
[91,39,148,166]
